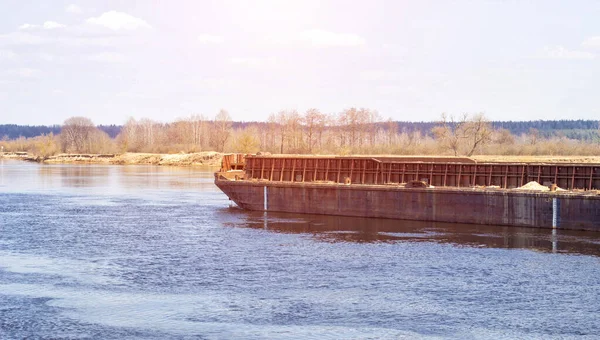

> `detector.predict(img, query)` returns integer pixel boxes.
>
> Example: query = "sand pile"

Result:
[517,181,550,191]
[517,181,568,191]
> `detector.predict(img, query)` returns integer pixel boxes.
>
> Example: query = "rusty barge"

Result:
[214,154,600,231]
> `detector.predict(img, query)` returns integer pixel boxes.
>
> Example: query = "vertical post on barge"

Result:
[264,186,268,211]
[302,159,307,183]
[552,197,559,228]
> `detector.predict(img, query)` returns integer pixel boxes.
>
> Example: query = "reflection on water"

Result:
[40,165,112,188]
[0,160,218,195]
[225,209,600,257]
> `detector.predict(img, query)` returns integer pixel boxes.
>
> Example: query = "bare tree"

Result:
[61,116,96,153]
[285,110,303,153]
[188,114,207,150]
[494,128,515,145]
[432,113,467,156]
[211,109,232,152]
[303,108,324,153]
[528,128,540,145]
[270,110,296,154]
[116,117,140,152]
[385,119,397,146]
[366,109,381,147]
[339,108,359,149]
[432,113,492,156]
[464,113,493,156]
[138,118,157,151]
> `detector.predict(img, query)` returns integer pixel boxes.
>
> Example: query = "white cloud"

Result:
[18,23,39,30]
[18,21,66,30]
[582,36,600,48]
[65,4,83,14]
[198,34,224,44]
[268,29,366,47]
[541,46,595,60]
[86,11,151,30]
[43,21,66,29]
[87,52,127,63]
[0,49,17,60]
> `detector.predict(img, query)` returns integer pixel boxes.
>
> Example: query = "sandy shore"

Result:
[1,152,224,167]
[3,152,600,166]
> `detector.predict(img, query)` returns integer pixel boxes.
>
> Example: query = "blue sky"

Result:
[0,0,599,125]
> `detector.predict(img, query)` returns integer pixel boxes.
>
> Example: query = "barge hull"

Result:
[216,180,600,231]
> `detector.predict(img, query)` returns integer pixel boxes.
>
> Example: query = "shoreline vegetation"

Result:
[0,151,224,167]
[1,112,600,162]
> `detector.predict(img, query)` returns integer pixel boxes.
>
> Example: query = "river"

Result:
[1,159,599,339]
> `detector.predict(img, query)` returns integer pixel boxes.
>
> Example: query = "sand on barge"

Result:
[214,154,600,231]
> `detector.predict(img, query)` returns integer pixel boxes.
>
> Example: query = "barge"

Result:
[214,154,600,231]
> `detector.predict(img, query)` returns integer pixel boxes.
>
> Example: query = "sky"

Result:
[0,0,599,125]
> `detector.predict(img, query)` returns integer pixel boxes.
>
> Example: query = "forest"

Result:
[1,109,599,157]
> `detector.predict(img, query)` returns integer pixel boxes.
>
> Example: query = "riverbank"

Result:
[0,152,224,167]
[3,152,600,166]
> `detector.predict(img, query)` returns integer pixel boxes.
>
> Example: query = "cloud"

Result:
[268,29,366,47]
[86,11,151,30]
[0,49,17,60]
[198,34,224,44]
[18,21,66,30]
[65,4,83,14]
[582,36,600,48]
[540,46,595,60]
[87,52,127,63]
[43,21,66,29]
[18,23,38,30]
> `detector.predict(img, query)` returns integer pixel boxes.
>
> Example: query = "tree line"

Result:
[1,109,600,157]
[3,119,600,141]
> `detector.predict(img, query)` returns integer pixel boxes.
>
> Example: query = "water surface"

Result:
[1,159,599,339]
